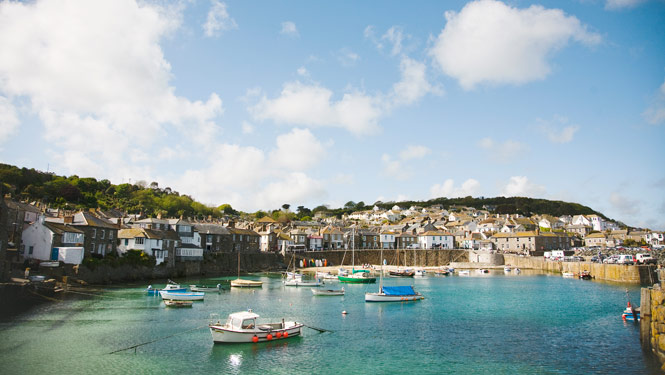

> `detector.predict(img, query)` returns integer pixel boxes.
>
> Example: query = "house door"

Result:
[51,247,59,261]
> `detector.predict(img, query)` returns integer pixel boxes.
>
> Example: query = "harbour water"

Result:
[0,271,659,374]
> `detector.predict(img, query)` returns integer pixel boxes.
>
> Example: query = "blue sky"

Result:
[0,0,663,229]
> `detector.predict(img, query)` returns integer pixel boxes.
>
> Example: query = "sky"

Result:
[0,0,664,229]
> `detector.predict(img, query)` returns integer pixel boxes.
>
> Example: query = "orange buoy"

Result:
[283,331,289,338]
[276,331,283,338]
[252,335,259,343]
[267,334,273,341]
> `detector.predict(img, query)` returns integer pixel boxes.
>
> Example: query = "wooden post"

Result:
[640,287,652,352]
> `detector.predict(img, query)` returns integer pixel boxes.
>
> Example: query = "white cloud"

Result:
[297,67,309,77]
[501,176,546,197]
[249,81,382,135]
[332,173,354,185]
[0,0,223,179]
[429,0,601,90]
[241,121,254,134]
[537,117,579,143]
[430,179,480,198]
[609,192,640,216]
[280,21,298,36]
[336,48,360,67]
[478,137,528,162]
[203,0,237,37]
[0,96,19,145]
[254,172,326,209]
[399,145,431,160]
[382,26,405,56]
[381,154,405,180]
[391,57,442,106]
[605,0,647,10]
[270,128,326,170]
[644,78,665,125]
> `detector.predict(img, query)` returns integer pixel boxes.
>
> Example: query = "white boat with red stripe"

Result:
[209,310,303,344]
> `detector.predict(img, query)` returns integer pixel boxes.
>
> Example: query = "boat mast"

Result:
[379,248,383,293]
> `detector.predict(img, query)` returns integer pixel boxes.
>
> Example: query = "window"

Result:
[125,239,128,246]
[92,229,97,238]
[29,246,34,255]
[136,237,144,245]
[109,231,113,239]
[98,244,104,254]
[101,230,105,239]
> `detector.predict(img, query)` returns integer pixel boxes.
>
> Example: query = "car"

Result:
[636,253,657,265]
[617,255,635,265]
[604,255,619,264]
[406,244,420,249]
[591,254,606,263]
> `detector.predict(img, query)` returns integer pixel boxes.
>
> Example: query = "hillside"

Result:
[1,163,610,222]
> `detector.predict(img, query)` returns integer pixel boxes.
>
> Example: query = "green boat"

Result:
[339,271,376,283]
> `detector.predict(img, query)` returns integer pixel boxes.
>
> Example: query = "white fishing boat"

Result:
[458,270,470,276]
[515,268,521,274]
[414,269,427,277]
[562,272,575,278]
[164,300,193,307]
[283,275,322,287]
[190,284,222,292]
[337,268,349,276]
[147,280,186,295]
[208,310,304,344]
[504,266,511,272]
[311,287,345,296]
[365,249,424,302]
[316,271,338,280]
[159,290,205,301]
[476,268,489,274]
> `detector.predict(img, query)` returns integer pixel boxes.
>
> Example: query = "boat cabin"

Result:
[227,311,259,330]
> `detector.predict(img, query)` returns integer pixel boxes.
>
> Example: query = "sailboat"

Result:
[365,249,424,302]
[283,254,321,287]
[338,229,376,284]
[230,252,263,288]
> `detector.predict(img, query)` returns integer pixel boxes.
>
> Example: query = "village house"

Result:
[228,227,260,252]
[418,230,454,249]
[491,231,571,253]
[379,231,397,249]
[22,217,85,264]
[193,223,232,253]
[4,199,42,258]
[55,211,119,258]
[118,228,174,266]
[584,232,607,248]
[396,231,418,249]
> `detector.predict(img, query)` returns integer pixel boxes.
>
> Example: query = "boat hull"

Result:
[209,323,303,344]
[283,279,321,287]
[164,300,193,307]
[230,279,263,288]
[159,291,205,301]
[338,275,376,283]
[311,288,344,296]
[365,293,424,302]
[190,285,221,292]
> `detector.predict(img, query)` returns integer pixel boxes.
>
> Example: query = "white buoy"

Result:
[342,310,348,315]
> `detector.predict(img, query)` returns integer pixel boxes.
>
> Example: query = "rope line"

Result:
[108,325,209,354]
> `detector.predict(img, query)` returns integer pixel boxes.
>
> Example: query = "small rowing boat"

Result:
[159,291,205,301]
[164,300,193,307]
[311,287,344,296]
[190,284,222,292]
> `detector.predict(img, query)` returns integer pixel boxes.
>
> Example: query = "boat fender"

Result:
[252,335,259,343]
[283,331,288,338]
[276,331,283,338]
[267,334,273,341]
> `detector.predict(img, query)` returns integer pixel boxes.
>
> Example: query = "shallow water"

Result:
[0,271,659,374]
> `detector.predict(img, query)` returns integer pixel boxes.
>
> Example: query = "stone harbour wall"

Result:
[641,285,665,371]
[504,254,657,284]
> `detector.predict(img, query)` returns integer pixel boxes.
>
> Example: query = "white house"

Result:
[418,231,455,249]
[21,218,85,264]
[588,215,607,232]
[380,232,397,249]
[118,228,170,265]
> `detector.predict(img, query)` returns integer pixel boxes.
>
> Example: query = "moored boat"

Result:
[164,300,193,307]
[311,287,345,296]
[365,249,423,302]
[231,279,263,288]
[338,271,376,283]
[159,291,205,301]
[578,271,592,280]
[458,270,470,276]
[622,301,640,321]
[208,310,303,344]
[147,280,186,295]
[283,275,322,287]
[190,284,222,292]
[316,271,338,280]
[504,266,511,272]
[434,269,450,276]
[476,268,489,274]
[562,272,575,278]
[414,269,427,277]
[389,269,415,277]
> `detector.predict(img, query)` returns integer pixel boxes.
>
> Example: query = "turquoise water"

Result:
[0,271,659,374]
